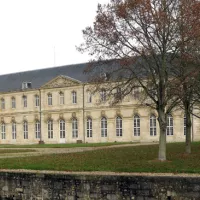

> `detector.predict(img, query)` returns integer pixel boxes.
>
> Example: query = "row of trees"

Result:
[77,0,200,161]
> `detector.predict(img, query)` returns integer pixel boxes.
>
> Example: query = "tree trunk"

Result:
[158,109,167,161]
[185,110,192,154]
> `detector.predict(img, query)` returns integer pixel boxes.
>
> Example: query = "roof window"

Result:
[22,82,32,90]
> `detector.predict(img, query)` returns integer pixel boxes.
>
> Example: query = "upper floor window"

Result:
[132,87,140,99]
[87,91,92,103]
[1,123,5,140]
[35,95,40,107]
[72,91,77,104]
[101,117,107,137]
[115,88,122,101]
[166,114,173,136]
[59,92,64,105]
[23,121,28,139]
[116,116,122,136]
[23,95,27,108]
[184,115,186,135]
[35,121,40,139]
[48,93,52,106]
[100,89,106,102]
[48,120,53,138]
[11,97,16,109]
[12,122,16,139]
[1,98,5,110]
[72,118,78,138]
[134,115,140,136]
[87,117,92,137]
[150,114,156,136]
[60,119,65,139]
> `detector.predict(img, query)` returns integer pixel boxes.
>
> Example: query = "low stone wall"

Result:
[0,171,199,199]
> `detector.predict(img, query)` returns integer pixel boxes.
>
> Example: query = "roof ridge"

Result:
[0,61,90,77]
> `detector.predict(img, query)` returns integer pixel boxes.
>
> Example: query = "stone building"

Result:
[0,63,199,144]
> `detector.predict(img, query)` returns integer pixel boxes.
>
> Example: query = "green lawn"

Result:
[0,142,200,173]
[0,142,133,148]
[0,149,36,154]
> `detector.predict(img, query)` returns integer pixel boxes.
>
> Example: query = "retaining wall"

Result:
[0,171,199,199]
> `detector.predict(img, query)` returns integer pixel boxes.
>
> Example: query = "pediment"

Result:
[41,75,81,89]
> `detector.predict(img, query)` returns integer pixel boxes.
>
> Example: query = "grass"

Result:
[0,142,200,173]
[0,149,36,154]
[0,142,133,148]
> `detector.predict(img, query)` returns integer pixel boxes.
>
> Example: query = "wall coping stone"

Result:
[0,169,199,178]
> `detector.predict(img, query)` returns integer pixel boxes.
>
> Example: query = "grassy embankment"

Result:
[0,142,200,173]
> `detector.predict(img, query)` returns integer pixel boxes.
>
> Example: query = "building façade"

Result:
[0,62,199,144]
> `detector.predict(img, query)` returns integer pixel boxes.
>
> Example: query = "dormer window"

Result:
[22,82,32,90]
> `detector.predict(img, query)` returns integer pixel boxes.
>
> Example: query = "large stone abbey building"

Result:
[0,63,199,144]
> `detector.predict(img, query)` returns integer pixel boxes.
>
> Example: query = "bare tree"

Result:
[172,0,200,154]
[77,0,200,161]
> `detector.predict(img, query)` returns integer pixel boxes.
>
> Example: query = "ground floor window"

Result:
[35,121,40,139]
[166,114,173,136]
[101,117,107,137]
[134,115,140,136]
[23,121,28,139]
[1,123,5,139]
[116,116,122,136]
[60,120,66,138]
[150,114,156,136]
[48,120,53,139]
[12,122,16,139]
[72,118,78,138]
[87,117,92,137]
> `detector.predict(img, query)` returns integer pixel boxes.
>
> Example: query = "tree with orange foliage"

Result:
[172,0,200,154]
[78,0,200,161]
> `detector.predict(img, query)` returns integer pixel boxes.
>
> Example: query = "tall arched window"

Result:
[134,115,140,136]
[35,120,40,139]
[166,114,173,135]
[23,121,28,139]
[1,123,6,139]
[72,118,78,138]
[12,122,16,139]
[150,114,156,136]
[48,120,53,138]
[116,116,122,136]
[101,117,107,137]
[87,117,92,137]
[60,119,65,138]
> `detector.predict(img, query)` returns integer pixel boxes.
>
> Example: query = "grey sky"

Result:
[0,0,109,75]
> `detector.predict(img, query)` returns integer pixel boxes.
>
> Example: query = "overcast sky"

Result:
[0,0,109,75]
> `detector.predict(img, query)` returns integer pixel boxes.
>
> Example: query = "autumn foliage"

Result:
[78,0,200,161]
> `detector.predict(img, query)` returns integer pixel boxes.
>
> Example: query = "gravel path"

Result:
[0,142,158,158]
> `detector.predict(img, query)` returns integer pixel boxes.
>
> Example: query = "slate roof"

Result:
[0,63,89,93]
